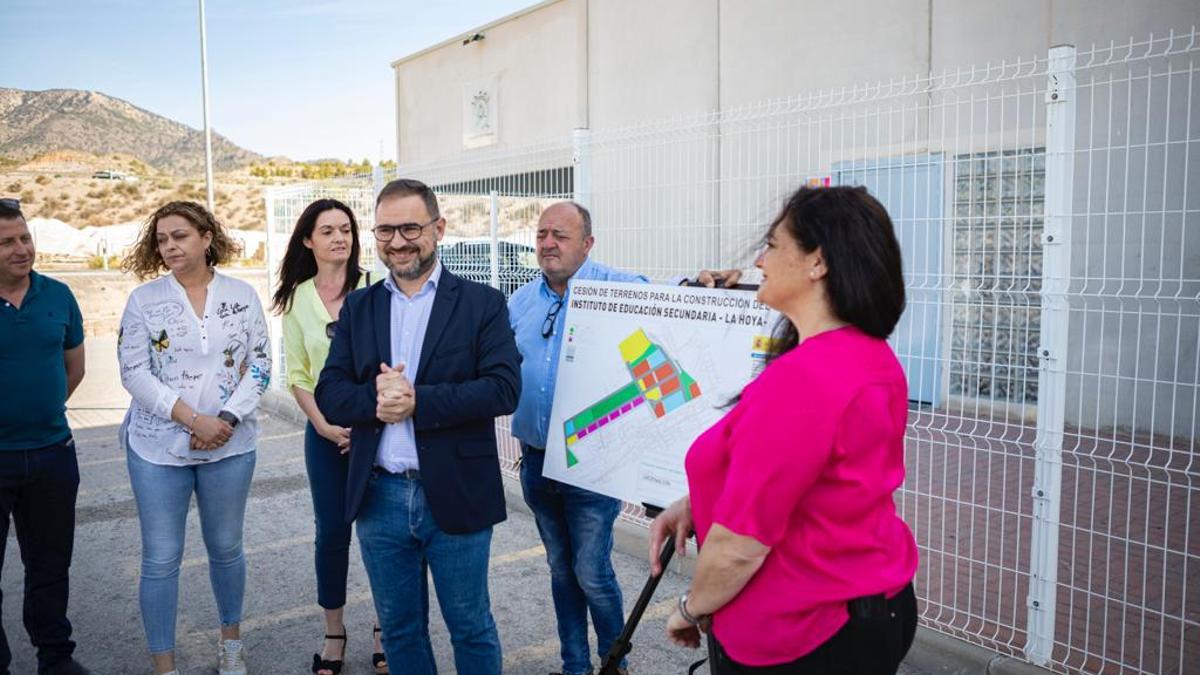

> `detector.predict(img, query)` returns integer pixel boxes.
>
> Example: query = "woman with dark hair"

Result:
[118,201,270,675]
[649,186,919,674]
[272,199,385,675]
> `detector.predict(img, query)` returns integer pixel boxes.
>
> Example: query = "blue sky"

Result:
[0,0,534,163]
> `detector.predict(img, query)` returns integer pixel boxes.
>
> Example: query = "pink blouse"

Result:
[686,325,919,666]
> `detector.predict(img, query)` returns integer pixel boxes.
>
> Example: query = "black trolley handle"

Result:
[597,534,677,675]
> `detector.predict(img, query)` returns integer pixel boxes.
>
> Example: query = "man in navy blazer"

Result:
[315,178,520,675]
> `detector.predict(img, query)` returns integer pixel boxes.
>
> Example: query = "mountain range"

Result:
[0,87,263,175]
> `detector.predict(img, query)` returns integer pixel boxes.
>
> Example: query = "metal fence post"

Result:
[263,189,285,390]
[372,164,385,198]
[369,166,387,278]
[489,189,501,290]
[572,127,591,208]
[1025,43,1076,666]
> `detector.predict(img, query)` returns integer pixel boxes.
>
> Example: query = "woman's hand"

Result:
[318,422,352,455]
[665,607,703,648]
[649,496,693,576]
[190,435,219,451]
[191,414,233,448]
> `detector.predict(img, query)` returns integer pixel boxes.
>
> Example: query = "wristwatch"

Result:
[217,410,240,428]
[678,593,705,626]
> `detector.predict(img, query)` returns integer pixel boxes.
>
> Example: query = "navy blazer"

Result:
[314,269,521,533]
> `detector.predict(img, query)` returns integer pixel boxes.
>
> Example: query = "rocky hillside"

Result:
[0,88,262,175]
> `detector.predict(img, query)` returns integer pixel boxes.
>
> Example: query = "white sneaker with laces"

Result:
[218,638,247,675]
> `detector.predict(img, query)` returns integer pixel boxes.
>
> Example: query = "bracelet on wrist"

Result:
[678,593,704,626]
[187,412,199,435]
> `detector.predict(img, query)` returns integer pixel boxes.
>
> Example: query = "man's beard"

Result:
[382,245,437,281]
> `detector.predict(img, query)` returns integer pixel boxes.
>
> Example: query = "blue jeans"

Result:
[0,437,79,674]
[520,446,625,675]
[126,447,256,654]
[304,422,353,609]
[356,471,501,675]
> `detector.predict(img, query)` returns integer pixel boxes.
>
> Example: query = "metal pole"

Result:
[372,164,386,200]
[371,165,387,278]
[263,189,283,389]
[1025,43,1076,667]
[572,127,591,208]
[489,190,500,291]
[198,0,215,213]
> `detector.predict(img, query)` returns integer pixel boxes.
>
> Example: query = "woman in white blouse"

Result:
[118,201,270,675]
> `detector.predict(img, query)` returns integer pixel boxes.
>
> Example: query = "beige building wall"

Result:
[389,0,1197,435]
[717,0,931,107]
[585,0,719,129]
[392,0,1197,163]
[392,0,586,165]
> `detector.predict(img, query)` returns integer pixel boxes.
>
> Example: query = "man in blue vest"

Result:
[508,201,739,675]
[0,199,92,675]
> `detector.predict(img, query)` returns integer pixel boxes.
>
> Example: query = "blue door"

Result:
[834,154,944,406]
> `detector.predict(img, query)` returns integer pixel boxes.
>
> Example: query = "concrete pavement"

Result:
[0,336,967,674]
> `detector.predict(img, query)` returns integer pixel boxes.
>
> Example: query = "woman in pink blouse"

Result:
[649,185,919,674]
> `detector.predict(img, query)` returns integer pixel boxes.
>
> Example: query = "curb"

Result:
[257,391,1052,675]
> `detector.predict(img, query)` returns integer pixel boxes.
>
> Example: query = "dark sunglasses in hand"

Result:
[542,298,564,338]
[373,217,439,242]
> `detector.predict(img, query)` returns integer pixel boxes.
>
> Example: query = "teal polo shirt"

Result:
[0,270,84,450]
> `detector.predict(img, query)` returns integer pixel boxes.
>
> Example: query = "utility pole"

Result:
[198,0,215,213]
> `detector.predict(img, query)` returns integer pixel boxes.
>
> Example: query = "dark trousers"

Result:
[304,422,353,609]
[0,437,80,674]
[711,583,918,675]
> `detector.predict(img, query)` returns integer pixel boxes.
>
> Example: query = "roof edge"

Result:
[389,0,566,68]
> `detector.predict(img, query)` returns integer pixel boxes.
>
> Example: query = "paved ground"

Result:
[1,337,934,674]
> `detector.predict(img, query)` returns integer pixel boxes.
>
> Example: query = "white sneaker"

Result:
[218,638,247,675]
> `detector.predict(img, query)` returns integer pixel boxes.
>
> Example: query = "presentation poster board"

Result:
[543,280,779,508]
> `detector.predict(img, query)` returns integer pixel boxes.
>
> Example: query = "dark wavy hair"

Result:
[271,199,363,314]
[123,201,241,280]
[763,185,906,364]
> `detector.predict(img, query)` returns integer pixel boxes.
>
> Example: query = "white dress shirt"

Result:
[376,263,442,473]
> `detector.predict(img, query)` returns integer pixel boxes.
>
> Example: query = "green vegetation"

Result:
[248,158,378,180]
[87,254,122,270]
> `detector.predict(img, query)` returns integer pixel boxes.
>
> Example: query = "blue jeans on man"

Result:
[356,470,502,675]
[520,445,626,675]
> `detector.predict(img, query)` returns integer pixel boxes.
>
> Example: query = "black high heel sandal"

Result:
[373,625,389,674]
[311,633,347,675]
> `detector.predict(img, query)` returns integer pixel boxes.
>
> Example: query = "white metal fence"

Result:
[266,30,1198,675]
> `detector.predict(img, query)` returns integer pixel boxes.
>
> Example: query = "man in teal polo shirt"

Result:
[0,199,92,675]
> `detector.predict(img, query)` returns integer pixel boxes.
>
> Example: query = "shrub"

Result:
[35,175,50,185]
[86,254,122,269]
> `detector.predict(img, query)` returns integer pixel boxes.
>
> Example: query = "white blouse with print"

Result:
[118,270,272,466]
